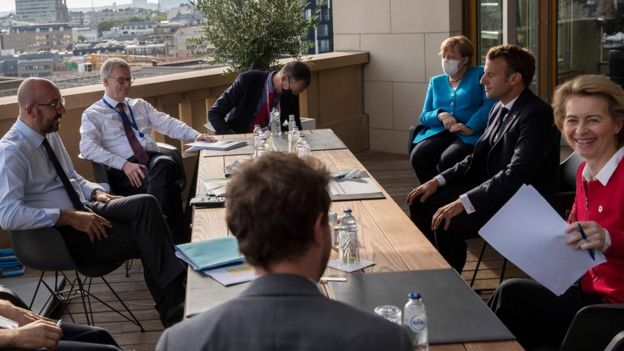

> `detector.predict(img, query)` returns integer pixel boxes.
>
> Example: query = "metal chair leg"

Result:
[470,241,488,287]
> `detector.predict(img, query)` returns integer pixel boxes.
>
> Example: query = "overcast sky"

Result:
[5,1,143,12]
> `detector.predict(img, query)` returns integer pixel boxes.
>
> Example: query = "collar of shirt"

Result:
[503,96,518,112]
[15,118,45,148]
[267,71,277,95]
[582,146,624,185]
[103,94,124,109]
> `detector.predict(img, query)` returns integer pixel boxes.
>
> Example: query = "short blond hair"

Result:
[552,74,624,147]
[100,58,130,80]
[439,35,474,60]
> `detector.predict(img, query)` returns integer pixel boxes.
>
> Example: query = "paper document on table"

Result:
[185,140,247,152]
[204,178,229,196]
[202,262,256,287]
[329,171,385,201]
[479,184,605,296]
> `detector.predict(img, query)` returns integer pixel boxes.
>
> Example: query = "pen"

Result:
[577,223,595,261]
[320,276,347,283]
[56,319,62,327]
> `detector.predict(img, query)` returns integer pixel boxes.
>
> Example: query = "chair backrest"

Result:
[560,304,624,351]
[9,228,76,271]
[560,152,583,192]
[606,331,624,351]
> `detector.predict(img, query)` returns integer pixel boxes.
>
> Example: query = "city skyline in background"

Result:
[3,0,182,14]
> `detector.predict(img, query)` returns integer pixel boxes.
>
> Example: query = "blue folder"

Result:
[175,236,244,271]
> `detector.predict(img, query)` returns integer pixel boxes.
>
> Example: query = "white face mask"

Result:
[441,58,460,77]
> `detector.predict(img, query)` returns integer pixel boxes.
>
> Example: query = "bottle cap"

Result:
[343,208,352,213]
[408,292,421,300]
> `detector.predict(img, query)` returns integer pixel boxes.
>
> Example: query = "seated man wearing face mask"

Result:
[207,61,311,134]
[409,36,496,184]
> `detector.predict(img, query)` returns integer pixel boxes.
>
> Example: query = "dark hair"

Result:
[552,74,624,147]
[226,152,330,268]
[486,44,535,88]
[280,61,311,88]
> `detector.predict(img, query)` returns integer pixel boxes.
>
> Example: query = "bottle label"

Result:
[408,315,426,332]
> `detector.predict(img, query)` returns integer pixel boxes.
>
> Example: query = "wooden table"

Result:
[187,129,523,351]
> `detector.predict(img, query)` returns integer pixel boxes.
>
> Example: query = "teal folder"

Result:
[175,236,244,271]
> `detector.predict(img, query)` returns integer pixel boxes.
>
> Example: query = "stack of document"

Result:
[185,140,247,153]
[329,169,385,201]
[175,237,255,286]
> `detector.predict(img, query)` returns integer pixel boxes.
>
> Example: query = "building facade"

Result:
[1,23,73,53]
[305,0,333,54]
[15,0,69,24]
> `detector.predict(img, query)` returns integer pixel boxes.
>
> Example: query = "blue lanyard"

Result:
[102,99,144,139]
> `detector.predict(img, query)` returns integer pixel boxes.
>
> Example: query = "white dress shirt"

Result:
[0,119,104,230]
[80,95,200,170]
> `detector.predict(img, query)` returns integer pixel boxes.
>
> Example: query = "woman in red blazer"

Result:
[489,74,624,350]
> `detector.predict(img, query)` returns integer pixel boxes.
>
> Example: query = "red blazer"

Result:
[571,158,624,303]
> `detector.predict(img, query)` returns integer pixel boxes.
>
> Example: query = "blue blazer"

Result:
[414,66,495,145]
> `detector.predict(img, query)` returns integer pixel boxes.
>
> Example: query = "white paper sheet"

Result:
[185,140,247,152]
[479,184,605,296]
[202,262,256,287]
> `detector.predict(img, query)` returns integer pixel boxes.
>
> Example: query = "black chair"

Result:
[471,152,583,290]
[559,304,624,351]
[606,331,624,351]
[9,228,144,331]
[406,125,425,154]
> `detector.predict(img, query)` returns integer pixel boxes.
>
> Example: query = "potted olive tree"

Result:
[190,0,320,71]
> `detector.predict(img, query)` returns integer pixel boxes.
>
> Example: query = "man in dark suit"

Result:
[208,61,311,134]
[157,153,412,351]
[407,45,560,273]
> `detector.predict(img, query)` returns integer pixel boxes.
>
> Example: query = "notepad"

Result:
[175,237,244,271]
[185,140,248,152]
[329,172,385,201]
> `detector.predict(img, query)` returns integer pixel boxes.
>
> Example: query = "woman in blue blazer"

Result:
[410,36,496,183]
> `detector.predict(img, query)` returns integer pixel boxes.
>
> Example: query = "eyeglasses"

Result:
[33,97,65,110]
[109,76,136,85]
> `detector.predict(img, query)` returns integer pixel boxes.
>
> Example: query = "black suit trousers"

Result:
[409,182,491,272]
[58,194,185,305]
[106,152,189,244]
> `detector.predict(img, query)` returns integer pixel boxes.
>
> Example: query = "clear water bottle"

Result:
[338,209,359,264]
[269,108,281,137]
[328,211,338,248]
[255,136,268,157]
[288,114,296,132]
[252,124,262,148]
[403,292,428,350]
[288,126,300,153]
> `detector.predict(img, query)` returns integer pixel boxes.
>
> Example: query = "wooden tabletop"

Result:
[187,129,523,351]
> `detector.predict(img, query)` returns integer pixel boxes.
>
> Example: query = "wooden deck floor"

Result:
[57,150,528,350]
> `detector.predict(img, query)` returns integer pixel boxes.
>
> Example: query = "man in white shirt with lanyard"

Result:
[80,58,215,244]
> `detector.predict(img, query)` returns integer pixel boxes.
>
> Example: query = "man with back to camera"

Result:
[80,58,216,244]
[208,61,311,134]
[0,77,186,327]
[157,152,412,351]
[407,45,560,273]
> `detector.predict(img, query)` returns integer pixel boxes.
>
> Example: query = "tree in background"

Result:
[190,0,320,71]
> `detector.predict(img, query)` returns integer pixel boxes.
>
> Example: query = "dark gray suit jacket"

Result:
[156,274,412,351]
[208,70,301,134]
[439,88,560,215]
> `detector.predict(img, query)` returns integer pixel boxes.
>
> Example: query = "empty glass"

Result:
[374,305,402,325]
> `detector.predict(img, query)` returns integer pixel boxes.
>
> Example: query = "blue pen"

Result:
[577,223,595,261]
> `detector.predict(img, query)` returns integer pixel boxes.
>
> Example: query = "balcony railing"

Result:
[0,51,370,180]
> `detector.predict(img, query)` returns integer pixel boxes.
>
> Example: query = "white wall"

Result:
[333,0,462,154]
